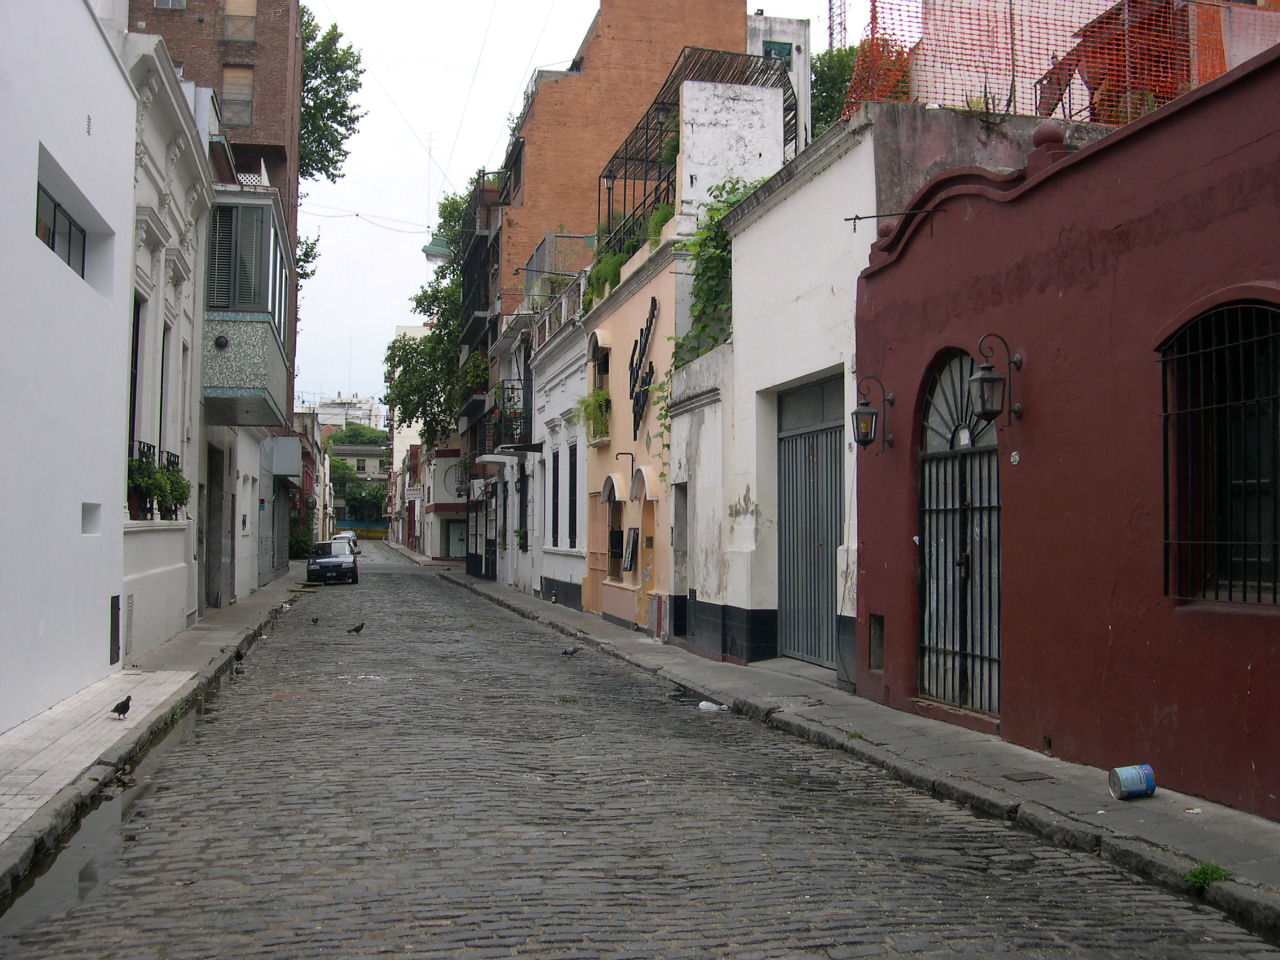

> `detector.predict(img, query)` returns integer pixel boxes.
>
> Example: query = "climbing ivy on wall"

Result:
[674,176,761,368]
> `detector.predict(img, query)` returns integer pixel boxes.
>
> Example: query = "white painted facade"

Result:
[388,324,430,550]
[531,272,591,607]
[0,0,137,732]
[671,102,1104,670]
[420,449,466,560]
[121,32,215,658]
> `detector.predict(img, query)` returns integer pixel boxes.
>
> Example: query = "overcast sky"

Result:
[294,0,872,409]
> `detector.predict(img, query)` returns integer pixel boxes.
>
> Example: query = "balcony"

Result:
[127,443,190,521]
[203,317,289,426]
[494,378,531,447]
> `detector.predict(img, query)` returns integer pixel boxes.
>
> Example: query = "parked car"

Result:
[307,539,358,584]
[333,530,360,553]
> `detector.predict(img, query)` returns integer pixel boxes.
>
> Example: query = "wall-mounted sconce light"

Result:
[970,333,1023,424]
[852,375,894,450]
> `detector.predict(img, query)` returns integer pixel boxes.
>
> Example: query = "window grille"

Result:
[1162,301,1280,604]
[154,0,186,8]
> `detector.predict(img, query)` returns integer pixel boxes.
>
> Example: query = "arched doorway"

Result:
[919,353,1001,715]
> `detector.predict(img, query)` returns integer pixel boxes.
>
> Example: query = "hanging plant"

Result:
[576,389,611,441]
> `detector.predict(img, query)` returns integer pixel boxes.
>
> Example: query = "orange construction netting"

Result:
[843,0,1280,125]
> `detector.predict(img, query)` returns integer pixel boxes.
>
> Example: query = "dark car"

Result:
[307,539,358,584]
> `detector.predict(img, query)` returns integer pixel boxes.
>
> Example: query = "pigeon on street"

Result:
[110,696,131,719]
[347,623,365,634]
[561,647,581,657]
[310,616,319,624]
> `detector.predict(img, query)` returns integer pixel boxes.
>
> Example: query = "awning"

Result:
[600,472,626,501]
[630,465,660,501]
[496,442,544,455]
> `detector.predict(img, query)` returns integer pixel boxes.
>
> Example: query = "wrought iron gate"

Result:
[919,355,1001,715]
[778,379,844,667]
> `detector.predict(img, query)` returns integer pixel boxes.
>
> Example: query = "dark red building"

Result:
[853,44,1280,818]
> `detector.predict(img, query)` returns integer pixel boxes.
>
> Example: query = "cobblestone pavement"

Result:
[2,543,1276,959]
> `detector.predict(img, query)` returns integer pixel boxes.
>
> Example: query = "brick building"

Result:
[130,0,302,400]
[456,0,755,580]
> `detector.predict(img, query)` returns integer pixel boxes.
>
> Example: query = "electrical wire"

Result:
[444,0,499,182]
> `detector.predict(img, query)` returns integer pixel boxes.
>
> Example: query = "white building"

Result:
[530,272,591,609]
[670,101,1102,675]
[1,0,138,732]
[298,394,383,430]
[121,31,216,657]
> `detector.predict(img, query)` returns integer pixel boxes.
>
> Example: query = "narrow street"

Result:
[1,543,1274,959]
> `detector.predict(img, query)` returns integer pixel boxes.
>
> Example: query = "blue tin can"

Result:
[1109,764,1156,799]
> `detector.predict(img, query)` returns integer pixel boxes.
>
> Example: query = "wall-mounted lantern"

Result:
[970,333,1023,424]
[852,375,894,450]
[602,170,617,233]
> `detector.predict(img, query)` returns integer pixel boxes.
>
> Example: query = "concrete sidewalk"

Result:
[0,567,305,903]
[438,569,1280,944]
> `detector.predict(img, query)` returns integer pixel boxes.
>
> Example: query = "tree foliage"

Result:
[327,423,388,446]
[296,232,320,285]
[811,45,859,136]
[342,481,387,522]
[674,177,760,367]
[329,455,357,495]
[383,189,488,450]
[300,5,365,183]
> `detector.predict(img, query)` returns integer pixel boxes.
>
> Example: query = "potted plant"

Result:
[576,389,611,442]
[157,465,192,520]
[127,457,165,520]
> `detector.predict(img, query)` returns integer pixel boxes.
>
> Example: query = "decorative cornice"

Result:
[135,204,171,251]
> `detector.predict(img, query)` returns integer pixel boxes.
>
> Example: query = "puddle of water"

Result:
[0,701,208,937]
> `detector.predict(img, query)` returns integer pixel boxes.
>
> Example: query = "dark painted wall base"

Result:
[836,615,857,692]
[676,591,778,664]
[539,577,582,612]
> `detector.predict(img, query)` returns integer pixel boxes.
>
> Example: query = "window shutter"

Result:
[233,206,263,308]
[207,206,233,308]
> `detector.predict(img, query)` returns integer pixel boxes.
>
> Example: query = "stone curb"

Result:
[0,607,281,905]
[440,572,1280,945]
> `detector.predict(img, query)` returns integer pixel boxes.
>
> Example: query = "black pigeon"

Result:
[561,647,581,657]
[347,623,365,634]
[110,695,131,719]
[310,616,319,624]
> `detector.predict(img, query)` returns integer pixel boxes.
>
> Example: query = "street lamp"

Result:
[422,232,452,266]
[602,170,617,233]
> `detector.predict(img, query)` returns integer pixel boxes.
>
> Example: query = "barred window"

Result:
[1162,301,1279,603]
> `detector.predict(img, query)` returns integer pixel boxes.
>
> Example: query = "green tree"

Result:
[300,5,365,183]
[811,45,859,136]
[296,232,320,285]
[342,481,387,521]
[329,455,357,497]
[327,423,388,446]
[384,187,487,449]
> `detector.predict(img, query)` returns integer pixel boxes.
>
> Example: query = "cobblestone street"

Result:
[2,543,1276,959]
